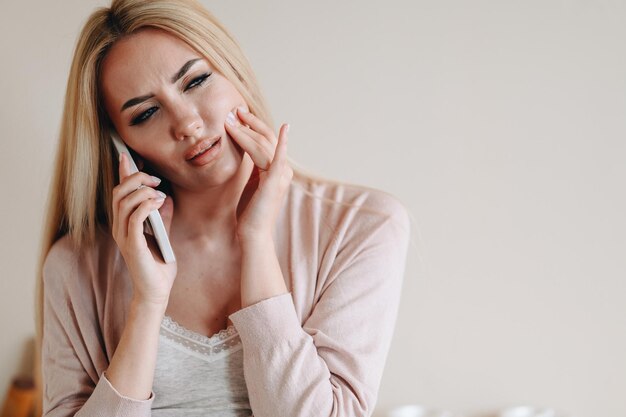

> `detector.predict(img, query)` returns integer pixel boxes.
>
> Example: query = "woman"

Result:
[35,0,411,416]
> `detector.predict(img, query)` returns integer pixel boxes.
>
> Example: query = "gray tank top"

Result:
[151,315,253,416]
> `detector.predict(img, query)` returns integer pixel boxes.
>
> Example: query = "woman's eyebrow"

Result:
[120,58,202,113]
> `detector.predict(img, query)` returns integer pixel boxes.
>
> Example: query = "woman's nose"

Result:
[172,106,203,141]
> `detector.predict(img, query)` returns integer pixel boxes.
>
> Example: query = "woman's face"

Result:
[100,28,249,191]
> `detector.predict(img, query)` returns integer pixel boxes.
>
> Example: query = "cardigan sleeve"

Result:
[41,238,155,417]
[228,194,411,417]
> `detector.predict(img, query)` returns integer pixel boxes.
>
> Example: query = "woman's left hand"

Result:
[225,106,293,242]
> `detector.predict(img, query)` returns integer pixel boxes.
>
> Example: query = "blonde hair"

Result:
[34,0,418,414]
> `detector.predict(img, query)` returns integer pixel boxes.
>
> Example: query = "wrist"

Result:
[130,296,168,316]
[237,232,274,250]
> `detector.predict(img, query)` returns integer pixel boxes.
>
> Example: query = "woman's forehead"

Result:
[100,29,204,110]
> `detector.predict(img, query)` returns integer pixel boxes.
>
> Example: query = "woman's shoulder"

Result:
[44,234,78,271]
[43,227,118,287]
[290,169,410,229]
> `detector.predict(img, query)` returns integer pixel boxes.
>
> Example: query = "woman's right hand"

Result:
[112,152,177,309]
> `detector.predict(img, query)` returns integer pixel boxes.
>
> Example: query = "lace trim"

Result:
[162,315,238,345]
[160,315,242,361]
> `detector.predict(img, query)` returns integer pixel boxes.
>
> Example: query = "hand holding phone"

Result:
[111,131,176,264]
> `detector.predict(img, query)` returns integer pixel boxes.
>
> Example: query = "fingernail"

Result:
[151,176,161,184]
[286,123,290,133]
[237,105,248,113]
[157,191,166,199]
[226,111,236,126]
[119,153,123,163]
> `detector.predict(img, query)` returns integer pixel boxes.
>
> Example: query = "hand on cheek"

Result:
[224,106,276,170]
[224,105,293,239]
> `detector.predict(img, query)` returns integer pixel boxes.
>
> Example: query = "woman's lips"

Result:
[184,135,221,161]
[187,137,223,166]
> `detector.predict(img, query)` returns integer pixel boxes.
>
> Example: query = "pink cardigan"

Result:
[42,173,411,417]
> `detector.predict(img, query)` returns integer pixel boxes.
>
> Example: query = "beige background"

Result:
[1,1,624,416]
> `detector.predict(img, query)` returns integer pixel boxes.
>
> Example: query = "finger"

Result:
[127,198,166,248]
[118,187,166,238]
[119,152,131,181]
[270,123,289,170]
[226,110,275,153]
[225,122,273,170]
[112,173,161,236]
[114,152,131,238]
[235,107,277,146]
[112,171,161,207]
[238,124,275,155]
[268,124,289,181]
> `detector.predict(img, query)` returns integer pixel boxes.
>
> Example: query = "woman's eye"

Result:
[131,106,158,126]
[184,72,211,91]
[129,72,212,126]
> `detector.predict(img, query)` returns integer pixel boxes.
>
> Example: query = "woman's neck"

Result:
[168,154,254,248]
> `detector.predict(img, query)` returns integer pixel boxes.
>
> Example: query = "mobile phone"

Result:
[110,131,176,264]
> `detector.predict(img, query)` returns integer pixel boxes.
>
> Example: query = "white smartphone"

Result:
[110,131,176,264]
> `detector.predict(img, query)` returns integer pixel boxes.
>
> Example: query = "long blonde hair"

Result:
[33,0,318,412]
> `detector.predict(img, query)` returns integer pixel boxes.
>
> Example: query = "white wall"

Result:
[1,1,624,416]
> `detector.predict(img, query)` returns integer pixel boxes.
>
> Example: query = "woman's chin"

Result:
[186,145,249,191]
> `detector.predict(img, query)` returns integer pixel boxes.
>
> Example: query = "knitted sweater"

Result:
[41,173,411,417]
